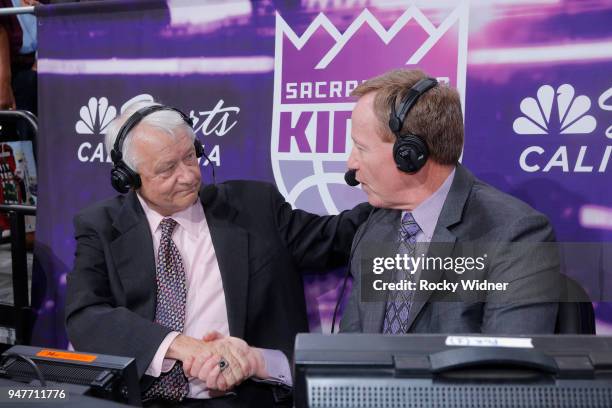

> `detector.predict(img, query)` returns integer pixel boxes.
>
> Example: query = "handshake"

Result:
[167,331,269,392]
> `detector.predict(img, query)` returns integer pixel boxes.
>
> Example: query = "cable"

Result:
[200,149,216,184]
[5,353,47,387]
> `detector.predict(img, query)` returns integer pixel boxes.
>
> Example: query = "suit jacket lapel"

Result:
[202,186,249,340]
[404,164,475,331]
[110,190,157,319]
[361,210,400,333]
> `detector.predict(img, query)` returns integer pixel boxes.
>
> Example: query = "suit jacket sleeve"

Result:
[481,213,560,334]
[65,214,172,378]
[271,184,371,270]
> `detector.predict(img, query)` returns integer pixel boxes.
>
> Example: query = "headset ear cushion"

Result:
[393,135,429,173]
[111,166,131,194]
[110,163,142,194]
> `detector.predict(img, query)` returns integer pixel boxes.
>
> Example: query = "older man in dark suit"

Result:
[65,101,370,407]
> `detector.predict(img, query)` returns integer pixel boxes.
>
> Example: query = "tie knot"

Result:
[400,212,420,240]
[160,218,178,238]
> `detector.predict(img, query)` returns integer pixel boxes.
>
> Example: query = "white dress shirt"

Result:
[138,194,291,399]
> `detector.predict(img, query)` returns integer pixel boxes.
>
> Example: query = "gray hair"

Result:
[104,101,196,172]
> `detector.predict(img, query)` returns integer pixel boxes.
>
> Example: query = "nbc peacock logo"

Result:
[75,97,117,135]
[513,84,597,135]
[515,84,612,173]
[75,97,118,163]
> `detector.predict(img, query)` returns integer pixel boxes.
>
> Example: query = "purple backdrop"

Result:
[33,0,612,347]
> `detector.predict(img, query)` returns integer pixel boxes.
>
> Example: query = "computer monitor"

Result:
[0,345,140,406]
[294,333,612,408]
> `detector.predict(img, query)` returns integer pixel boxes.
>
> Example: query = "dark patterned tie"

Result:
[382,212,421,334]
[143,218,189,402]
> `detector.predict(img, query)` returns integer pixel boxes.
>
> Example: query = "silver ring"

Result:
[219,357,229,372]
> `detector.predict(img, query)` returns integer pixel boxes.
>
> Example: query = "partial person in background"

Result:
[0,0,42,113]
[65,101,370,407]
[0,0,43,247]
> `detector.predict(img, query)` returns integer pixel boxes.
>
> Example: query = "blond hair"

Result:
[351,69,463,165]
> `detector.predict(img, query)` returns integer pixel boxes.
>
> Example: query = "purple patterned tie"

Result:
[143,218,189,402]
[382,212,421,334]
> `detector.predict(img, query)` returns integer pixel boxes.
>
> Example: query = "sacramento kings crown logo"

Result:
[271,4,469,214]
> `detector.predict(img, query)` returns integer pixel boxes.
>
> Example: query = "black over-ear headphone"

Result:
[388,77,438,173]
[110,105,205,194]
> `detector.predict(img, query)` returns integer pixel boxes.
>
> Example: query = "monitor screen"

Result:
[294,333,612,408]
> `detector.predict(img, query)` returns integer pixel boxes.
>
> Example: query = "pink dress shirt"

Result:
[138,194,291,399]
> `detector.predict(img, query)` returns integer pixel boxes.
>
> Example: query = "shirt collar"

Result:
[404,167,456,240]
[136,193,205,238]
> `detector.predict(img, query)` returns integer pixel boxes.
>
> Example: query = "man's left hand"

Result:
[182,332,268,391]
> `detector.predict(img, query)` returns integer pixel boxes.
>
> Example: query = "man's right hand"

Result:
[166,334,254,392]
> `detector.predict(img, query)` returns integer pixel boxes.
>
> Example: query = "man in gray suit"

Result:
[340,69,559,335]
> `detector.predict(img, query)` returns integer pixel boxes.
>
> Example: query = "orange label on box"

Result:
[36,349,97,363]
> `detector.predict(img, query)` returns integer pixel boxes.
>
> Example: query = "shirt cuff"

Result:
[255,348,292,387]
[144,331,180,377]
